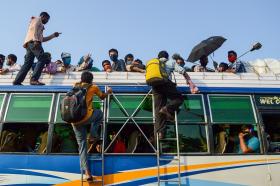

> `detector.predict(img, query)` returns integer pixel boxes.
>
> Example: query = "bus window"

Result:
[178,94,206,123]
[262,113,280,153]
[0,123,48,153]
[105,122,155,153]
[51,124,78,153]
[108,94,153,123]
[212,124,261,154]
[208,95,257,124]
[5,94,53,122]
[160,123,208,154]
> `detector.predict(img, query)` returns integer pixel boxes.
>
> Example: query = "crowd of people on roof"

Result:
[0,49,246,75]
[0,11,247,86]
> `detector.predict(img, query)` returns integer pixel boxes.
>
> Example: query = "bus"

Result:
[0,71,279,186]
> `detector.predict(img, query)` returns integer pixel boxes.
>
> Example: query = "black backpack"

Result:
[60,84,90,123]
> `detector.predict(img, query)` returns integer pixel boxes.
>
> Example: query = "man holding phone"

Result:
[13,12,61,85]
[237,125,260,153]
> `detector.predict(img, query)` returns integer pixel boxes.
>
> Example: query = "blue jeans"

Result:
[14,42,50,84]
[72,109,103,171]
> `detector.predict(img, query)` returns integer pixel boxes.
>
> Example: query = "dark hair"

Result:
[102,60,111,66]
[134,59,143,64]
[158,50,169,59]
[0,54,5,61]
[228,50,237,56]
[81,71,93,84]
[219,62,229,70]
[124,54,134,62]
[7,54,17,62]
[108,48,118,55]
[40,12,50,18]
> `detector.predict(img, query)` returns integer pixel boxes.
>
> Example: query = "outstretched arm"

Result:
[43,32,61,42]
[183,72,199,94]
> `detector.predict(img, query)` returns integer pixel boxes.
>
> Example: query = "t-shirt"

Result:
[72,82,106,125]
[238,136,260,153]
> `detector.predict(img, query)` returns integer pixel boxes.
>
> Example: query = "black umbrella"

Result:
[187,36,226,62]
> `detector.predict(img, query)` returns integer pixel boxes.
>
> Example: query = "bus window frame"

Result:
[106,93,153,123]
[0,93,7,122]
[3,93,55,123]
[257,110,280,155]
[207,94,258,124]
[180,94,207,124]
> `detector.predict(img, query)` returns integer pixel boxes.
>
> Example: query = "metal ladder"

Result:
[80,96,107,186]
[156,111,181,185]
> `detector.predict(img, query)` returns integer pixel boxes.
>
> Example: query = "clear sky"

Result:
[0,0,279,69]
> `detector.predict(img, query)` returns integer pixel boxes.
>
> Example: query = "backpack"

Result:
[0,130,19,152]
[145,58,168,86]
[60,84,90,123]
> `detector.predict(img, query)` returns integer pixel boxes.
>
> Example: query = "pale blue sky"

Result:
[0,0,279,69]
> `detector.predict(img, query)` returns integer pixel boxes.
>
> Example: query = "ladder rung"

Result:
[91,158,103,161]
[159,138,177,141]
[160,179,180,182]
[159,157,179,161]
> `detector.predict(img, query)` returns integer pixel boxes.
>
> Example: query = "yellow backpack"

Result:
[145,58,168,86]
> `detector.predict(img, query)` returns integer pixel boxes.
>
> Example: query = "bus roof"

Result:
[1,72,280,93]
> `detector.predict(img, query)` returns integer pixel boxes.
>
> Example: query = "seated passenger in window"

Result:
[236,125,260,153]
[215,124,230,153]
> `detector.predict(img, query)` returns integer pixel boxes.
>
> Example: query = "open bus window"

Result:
[208,95,257,124]
[262,114,280,153]
[108,94,153,123]
[178,95,206,123]
[212,124,261,154]
[0,123,48,153]
[51,124,78,153]
[160,123,208,154]
[105,123,155,153]
[5,94,53,122]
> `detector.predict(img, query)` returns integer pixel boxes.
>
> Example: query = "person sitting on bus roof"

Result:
[125,54,145,73]
[76,53,96,71]
[108,48,126,72]
[71,71,112,182]
[226,50,246,73]
[58,52,76,72]
[152,51,199,139]
[173,53,192,72]
[236,125,260,153]
[216,62,229,72]
[193,55,214,72]
[102,60,112,72]
[0,54,21,74]
[0,54,5,73]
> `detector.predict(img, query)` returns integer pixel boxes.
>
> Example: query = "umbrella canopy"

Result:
[187,36,226,62]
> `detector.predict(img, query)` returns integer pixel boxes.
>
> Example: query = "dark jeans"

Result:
[152,80,184,132]
[14,42,50,84]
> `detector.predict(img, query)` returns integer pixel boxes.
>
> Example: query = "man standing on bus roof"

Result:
[152,51,199,139]
[13,12,61,85]
[72,71,112,182]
